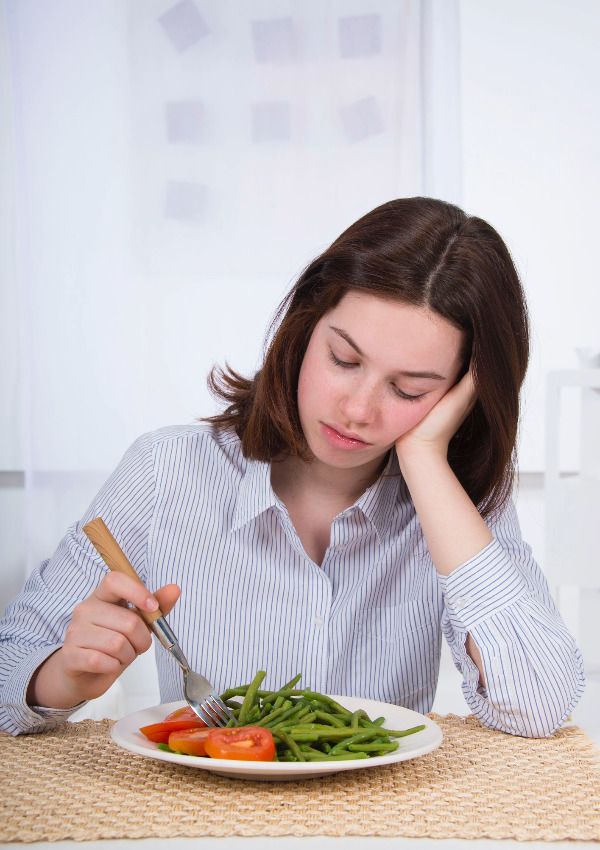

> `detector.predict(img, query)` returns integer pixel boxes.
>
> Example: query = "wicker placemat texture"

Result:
[1,712,599,843]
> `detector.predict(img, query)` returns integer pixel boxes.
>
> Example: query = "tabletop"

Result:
[3,839,600,849]
[3,712,599,849]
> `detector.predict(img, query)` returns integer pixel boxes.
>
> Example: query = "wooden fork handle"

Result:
[82,516,163,626]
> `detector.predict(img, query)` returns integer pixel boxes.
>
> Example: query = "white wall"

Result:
[1,0,426,476]
[4,1,598,481]
[459,0,600,472]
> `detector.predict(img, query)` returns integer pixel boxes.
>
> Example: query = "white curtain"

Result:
[1,0,460,625]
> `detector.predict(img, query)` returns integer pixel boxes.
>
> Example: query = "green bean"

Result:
[329,730,382,754]
[346,742,399,753]
[359,715,385,727]
[246,704,262,723]
[289,730,378,743]
[261,673,303,701]
[273,730,306,762]
[350,709,369,729]
[219,686,273,700]
[254,700,293,727]
[305,697,336,714]
[300,747,328,758]
[373,724,426,737]
[237,670,267,724]
[219,685,251,700]
[302,751,370,761]
[264,701,307,728]
[300,691,353,715]
[288,725,381,739]
[293,706,314,723]
[313,710,345,727]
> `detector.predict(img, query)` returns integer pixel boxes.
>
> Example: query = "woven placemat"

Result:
[1,713,599,843]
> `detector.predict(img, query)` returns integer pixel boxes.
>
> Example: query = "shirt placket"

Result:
[274,504,333,693]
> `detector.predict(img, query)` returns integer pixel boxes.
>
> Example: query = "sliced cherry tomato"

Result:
[204,726,276,761]
[140,706,207,743]
[168,727,212,756]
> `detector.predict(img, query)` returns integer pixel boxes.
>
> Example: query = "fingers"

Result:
[63,622,141,671]
[454,368,477,429]
[61,643,126,677]
[455,366,477,405]
[154,584,181,617]
[69,599,152,659]
[94,570,159,612]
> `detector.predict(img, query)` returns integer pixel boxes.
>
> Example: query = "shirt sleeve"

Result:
[435,497,586,738]
[0,431,156,736]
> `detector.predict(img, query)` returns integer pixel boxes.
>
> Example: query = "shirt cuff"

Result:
[2,644,87,735]
[437,538,528,631]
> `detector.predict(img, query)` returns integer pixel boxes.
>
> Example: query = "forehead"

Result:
[323,292,464,371]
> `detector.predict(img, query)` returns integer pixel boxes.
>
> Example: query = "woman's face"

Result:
[297,291,466,470]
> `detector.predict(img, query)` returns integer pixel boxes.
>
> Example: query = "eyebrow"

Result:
[329,326,446,381]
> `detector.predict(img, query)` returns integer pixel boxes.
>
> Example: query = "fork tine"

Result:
[198,700,223,726]
[197,696,230,727]
[191,702,217,726]
[206,694,233,726]
[212,694,234,719]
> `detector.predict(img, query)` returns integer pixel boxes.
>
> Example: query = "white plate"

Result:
[111,696,443,780]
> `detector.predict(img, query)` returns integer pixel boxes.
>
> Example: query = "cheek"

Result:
[297,351,342,416]
[297,352,327,417]
[382,398,435,440]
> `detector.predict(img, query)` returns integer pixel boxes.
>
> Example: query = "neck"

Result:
[271,451,390,506]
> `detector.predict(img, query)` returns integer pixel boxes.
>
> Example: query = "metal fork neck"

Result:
[150,616,190,673]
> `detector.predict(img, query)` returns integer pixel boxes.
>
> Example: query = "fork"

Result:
[82,517,233,727]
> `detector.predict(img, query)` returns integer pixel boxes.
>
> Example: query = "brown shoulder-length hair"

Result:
[202,197,529,520]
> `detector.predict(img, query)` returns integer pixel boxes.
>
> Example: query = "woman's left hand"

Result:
[395,367,477,461]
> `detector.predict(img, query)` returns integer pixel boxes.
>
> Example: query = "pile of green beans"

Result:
[220,671,426,762]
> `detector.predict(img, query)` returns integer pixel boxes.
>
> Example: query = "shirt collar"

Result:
[230,449,406,540]
[230,457,278,533]
[353,449,405,542]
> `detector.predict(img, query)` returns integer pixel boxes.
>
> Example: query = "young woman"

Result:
[0,197,585,738]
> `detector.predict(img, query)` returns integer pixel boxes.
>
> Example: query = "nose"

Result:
[338,379,380,427]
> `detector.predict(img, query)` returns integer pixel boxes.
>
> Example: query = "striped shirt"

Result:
[0,423,585,737]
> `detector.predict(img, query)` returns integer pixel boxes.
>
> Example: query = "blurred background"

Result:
[1,0,599,736]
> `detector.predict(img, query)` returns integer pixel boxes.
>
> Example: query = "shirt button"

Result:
[314,615,324,626]
[454,596,469,608]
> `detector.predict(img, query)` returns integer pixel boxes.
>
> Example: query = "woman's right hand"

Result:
[26,572,181,709]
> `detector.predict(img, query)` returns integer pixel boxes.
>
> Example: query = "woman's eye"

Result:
[392,385,424,403]
[328,350,357,369]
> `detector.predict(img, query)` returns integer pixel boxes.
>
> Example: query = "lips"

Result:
[322,423,371,445]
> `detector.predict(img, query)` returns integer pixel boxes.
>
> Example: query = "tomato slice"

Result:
[168,727,212,756]
[140,706,207,743]
[164,706,202,723]
[204,726,276,761]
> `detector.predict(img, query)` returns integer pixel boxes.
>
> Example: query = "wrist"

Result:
[395,439,448,475]
[26,648,83,710]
